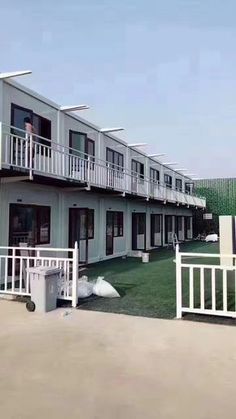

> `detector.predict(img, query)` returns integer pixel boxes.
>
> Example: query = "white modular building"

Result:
[0,78,206,264]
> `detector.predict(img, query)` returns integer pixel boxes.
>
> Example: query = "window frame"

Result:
[164,174,172,189]
[113,211,124,237]
[11,103,52,150]
[175,178,183,191]
[87,209,95,240]
[106,210,124,238]
[9,203,51,246]
[69,130,95,158]
[106,148,124,171]
[131,159,145,180]
[185,183,192,195]
[150,168,160,183]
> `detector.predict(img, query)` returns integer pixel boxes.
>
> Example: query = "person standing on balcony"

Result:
[24,117,35,168]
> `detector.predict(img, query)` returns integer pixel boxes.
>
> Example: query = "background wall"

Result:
[194,178,236,235]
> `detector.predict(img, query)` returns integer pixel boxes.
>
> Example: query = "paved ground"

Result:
[1,300,236,419]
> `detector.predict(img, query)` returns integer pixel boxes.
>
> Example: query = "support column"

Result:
[219,216,235,266]
[99,197,105,260]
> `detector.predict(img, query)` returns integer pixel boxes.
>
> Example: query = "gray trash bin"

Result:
[26,267,61,313]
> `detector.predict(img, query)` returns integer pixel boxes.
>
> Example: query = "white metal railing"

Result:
[0,123,206,207]
[176,244,236,319]
[0,242,79,307]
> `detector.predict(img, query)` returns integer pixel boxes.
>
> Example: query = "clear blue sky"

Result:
[1,0,235,178]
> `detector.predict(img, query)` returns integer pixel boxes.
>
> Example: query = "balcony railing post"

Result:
[87,156,90,184]
[0,121,2,170]
[107,163,110,187]
[29,134,33,180]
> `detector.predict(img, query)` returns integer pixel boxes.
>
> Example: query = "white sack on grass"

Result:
[77,280,94,298]
[93,277,120,298]
[205,234,218,243]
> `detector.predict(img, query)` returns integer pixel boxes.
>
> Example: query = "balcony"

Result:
[0,123,206,208]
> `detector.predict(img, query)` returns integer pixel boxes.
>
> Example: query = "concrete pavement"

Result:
[0,299,236,418]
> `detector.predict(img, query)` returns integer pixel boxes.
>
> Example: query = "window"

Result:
[106,148,124,171]
[164,174,172,188]
[33,114,51,148]
[137,214,145,234]
[69,131,95,159]
[11,104,32,137]
[33,114,51,156]
[69,131,95,172]
[175,179,182,191]
[9,204,51,246]
[152,214,161,233]
[106,211,124,238]
[151,214,162,247]
[87,139,95,160]
[76,209,94,240]
[113,212,123,237]
[11,104,52,149]
[132,160,144,179]
[88,209,94,239]
[150,168,160,183]
[166,215,173,231]
[185,183,192,194]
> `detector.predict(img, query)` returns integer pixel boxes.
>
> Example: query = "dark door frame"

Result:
[106,211,114,256]
[164,215,173,244]
[175,216,183,240]
[150,213,163,247]
[69,208,89,264]
[132,212,146,251]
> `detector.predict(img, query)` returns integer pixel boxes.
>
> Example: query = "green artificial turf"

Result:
[78,241,219,319]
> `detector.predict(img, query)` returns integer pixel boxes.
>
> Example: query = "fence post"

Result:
[175,243,182,319]
[72,241,79,308]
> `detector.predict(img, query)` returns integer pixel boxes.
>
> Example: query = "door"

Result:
[151,214,162,247]
[175,216,183,240]
[69,208,89,264]
[132,213,146,250]
[69,131,87,180]
[184,217,192,240]
[165,215,173,245]
[106,211,114,255]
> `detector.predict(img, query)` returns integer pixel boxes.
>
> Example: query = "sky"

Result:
[0,0,235,178]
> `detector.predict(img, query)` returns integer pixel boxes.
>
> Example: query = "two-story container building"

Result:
[0,78,206,264]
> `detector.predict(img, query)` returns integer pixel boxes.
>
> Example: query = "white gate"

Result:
[176,244,236,319]
[0,243,79,307]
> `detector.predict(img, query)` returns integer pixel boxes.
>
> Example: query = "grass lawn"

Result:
[78,241,220,319]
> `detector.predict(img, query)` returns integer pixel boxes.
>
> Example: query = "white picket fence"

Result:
[0,242,79,307]
[176,244,236,319]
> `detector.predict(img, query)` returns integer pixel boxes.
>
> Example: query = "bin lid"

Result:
[26,267,62,276]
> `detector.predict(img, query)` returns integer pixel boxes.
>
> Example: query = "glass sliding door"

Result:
[151,214,162,247]
[9,204,50,246]
[184,216,192,240]
[164,215,173,245]
[106,148,124,189]
[132,213,146,250]
[69,131,95,180]
[106,211,114,255]
[175,216,183,240]
[69,208,94,264]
